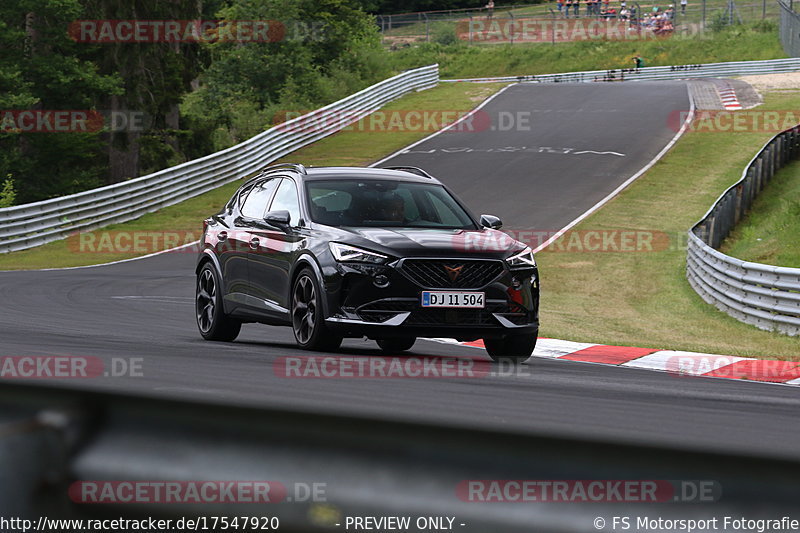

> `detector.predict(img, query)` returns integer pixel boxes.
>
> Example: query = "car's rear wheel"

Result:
[196,263,241,342]
[292,269,343,351]
[376,337,416,353]
[483,334,536,363]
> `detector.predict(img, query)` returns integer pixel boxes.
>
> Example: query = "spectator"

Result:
[486,0,495,18]
[574,0,580,17]
[565,0,572,17]
[632,54,645,68]
[680,0,687,13]
[557,0,564,15]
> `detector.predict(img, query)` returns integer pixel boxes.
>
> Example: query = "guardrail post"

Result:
[771,141,779,179]
[778,134,787,166]
[742,170,752,212]
[734,180,745,225]
[763,146,772,187]
[709,215,718,248]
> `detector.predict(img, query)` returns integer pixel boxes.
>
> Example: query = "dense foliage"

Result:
[0,0,386,205]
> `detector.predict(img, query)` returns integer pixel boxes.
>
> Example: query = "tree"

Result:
[0,0,120,203]
[185,0,389,147]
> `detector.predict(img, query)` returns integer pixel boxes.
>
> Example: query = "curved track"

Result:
[2,82,799,461]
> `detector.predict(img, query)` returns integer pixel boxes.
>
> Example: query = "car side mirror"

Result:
[265,210,291,226]
[480,214,502,230]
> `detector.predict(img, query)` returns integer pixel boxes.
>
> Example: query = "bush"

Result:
[433,24,459,45]
[0,176,16,208]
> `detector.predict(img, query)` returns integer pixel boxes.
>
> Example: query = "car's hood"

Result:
[338,227,523,260]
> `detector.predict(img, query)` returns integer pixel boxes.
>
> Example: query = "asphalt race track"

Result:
[2,82,800,462]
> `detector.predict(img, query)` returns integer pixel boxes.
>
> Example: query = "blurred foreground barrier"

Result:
[1,382,799,530]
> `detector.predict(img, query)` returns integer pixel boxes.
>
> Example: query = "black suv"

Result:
[195,164,539,361]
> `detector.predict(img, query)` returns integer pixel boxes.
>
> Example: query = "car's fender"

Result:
[289,253,331,318]
[196,248,226,296]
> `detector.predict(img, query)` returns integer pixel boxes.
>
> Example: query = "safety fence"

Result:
[0,65,439,253]
[779,0,800,56]
[378,0,779,46]
[687,126,800,336]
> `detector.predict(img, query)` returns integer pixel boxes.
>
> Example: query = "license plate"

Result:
[421,291,485,308]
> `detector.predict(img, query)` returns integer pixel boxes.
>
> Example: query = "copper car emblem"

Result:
[443,265,464,282]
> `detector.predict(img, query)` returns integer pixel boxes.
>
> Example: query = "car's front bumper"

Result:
[321,259,539,341]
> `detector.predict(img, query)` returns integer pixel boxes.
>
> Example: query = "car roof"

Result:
[287,166,442,185]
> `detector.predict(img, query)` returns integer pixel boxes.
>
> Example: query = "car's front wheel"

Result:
[376,337,416,353]
[292,268,343,352]
[196,263,241,342]
[483,334,536,363]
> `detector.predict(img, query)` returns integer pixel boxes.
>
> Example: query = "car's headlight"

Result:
[506,246,536,268]
[329,242,388,263]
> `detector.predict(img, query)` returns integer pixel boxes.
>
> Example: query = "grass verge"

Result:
[0,82,506,270]
[387,22,784,78]
[536,89,800,359]
[720,160,800,267]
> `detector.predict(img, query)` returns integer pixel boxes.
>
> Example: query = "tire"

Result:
[291,268,343,352]
[196,263,241,342]
[483,335,536,363]
[376,337,416,353]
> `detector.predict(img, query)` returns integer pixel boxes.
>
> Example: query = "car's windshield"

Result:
[306,179,476,229]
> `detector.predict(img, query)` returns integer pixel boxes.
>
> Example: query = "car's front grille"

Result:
[399,259,504,289]
[356,299,530,326]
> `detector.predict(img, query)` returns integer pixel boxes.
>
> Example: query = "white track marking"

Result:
[370,84,516,167]
[531,84,696,253]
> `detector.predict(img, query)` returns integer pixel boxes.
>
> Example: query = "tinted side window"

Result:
[241,178,279,219]
[269,178,301,225]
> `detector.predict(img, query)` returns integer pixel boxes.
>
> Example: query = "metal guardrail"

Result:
[3,383,800,529]
[442,57,800,83]
[687,126,800,336]
[0,65,440,254]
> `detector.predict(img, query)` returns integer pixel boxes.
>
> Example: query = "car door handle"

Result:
[249,237,260,250]
[217,231,227,241]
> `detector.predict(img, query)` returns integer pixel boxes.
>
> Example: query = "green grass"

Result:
[720,160,800,267]
[387,22,784,77]
[0,82,506,270]
[535,90,800,359]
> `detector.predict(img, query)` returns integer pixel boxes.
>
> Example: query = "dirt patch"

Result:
[737,72,800,92]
